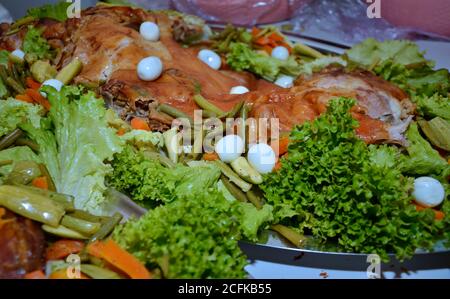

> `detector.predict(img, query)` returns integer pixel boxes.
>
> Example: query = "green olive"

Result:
[6,160,41,185]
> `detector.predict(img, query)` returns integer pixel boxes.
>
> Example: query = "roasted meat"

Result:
[0,209,45,279]
[0,6,415,143]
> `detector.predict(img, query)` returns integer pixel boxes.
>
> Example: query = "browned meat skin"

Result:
[0,209,45,279]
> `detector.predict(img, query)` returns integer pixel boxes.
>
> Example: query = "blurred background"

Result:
[3,0,448,69]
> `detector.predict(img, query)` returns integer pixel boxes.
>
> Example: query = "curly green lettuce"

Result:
[22,26,54,60]
[113,188,248,278]
[260,97,446,261]
[399,122,450,179]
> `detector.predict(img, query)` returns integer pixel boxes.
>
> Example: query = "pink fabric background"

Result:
[380,0,450,37]
[171,0,310,25]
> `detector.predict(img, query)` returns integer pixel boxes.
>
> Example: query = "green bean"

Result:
[0,185,65,226]
[0,65,9,83]
[6,77,25,94]
[9,54,24,64]
[10,63,22,86]
[6,160,41,185]
[38,163,57,192]
[6,27,20,36]
[214,160,252,192]
[61,215,101,236]
[193,94,226,116]
[55,58,83,84]
[142,151,175,168]
[158,104,193,124]
[14,138,40,152]
[293,43,324,59]
[225,100,245,118]
[80,264,121,279]
[0,128,24,150]
[239,103,250,149]
[221,175,248,202]
[89,212,123,243]
[0,160,13,167]
[10,16,36,30]
[271,224,307,248]
[42,224,89,240]
[69,209,111,224]
[246,188,264,210]
[22,186,75,212]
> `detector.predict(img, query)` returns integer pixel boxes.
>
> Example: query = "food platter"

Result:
[1,3,449,279]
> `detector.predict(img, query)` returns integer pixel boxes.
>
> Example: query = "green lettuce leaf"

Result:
[260,97,446,261]
[239,203,273,242]
[0,98,44,137]
[346,38,431,67]
[399,123,450,179]
[26,1,72,22]
[23,26,54,60]
[22,86,123,214]
[113,188,248,278]
[226,42,301,81]
[412,93,450,121]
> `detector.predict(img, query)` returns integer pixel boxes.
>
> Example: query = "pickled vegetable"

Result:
[80,264,121,279]
[6,160,41,185]
[61,215,101,236]
[42,224,89,240]
[230,157,263,184]
[0,185,65,226]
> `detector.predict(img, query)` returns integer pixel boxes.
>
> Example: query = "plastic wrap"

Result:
[291,0,450,43]
[132,0,309,25]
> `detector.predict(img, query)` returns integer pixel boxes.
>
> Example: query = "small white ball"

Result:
[247,143,276,174]
[40,79,64,97]
[274,75,294,88]
[11,49,25,60]
[413,177,445,208]
[230,86,249,95]
[140,21,160,41]
[271,46,289,61]
[215,134,244,163]
[198,49,221,70]
[137,56,163,81]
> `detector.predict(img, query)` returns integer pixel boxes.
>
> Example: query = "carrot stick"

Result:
[26,88,51,110]
[46,240,85,261]
[116,128,126,136]
[268,32,285,42]
[15,94,34,104]
[414,204,445,221]
[130,117,151,131]
[202,152,219,161]
[26,77,41,90]
[87,239,151,279]
[32,176,49,190]
[24,270,47,279]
